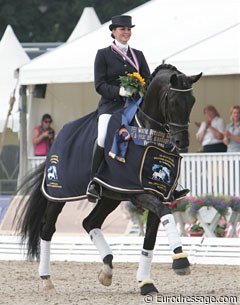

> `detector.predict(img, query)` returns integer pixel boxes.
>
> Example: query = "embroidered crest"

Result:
[140,145,182,200]
[46,154,62,189]
[151,164,171,185]
[47,165,58,181]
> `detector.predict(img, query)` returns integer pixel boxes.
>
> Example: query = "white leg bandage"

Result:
[136,249,153,281]
[38,239,51,277]
[97,114,112,148]
[89,228,112,260]
[161,214,182,251]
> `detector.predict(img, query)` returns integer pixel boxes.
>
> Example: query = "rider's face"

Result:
[112,27,132,44]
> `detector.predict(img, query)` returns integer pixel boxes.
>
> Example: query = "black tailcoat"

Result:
[94,45,150,115]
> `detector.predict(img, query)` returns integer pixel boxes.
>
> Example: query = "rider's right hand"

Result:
[119,86,132,97]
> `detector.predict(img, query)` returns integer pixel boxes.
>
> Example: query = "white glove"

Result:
[119,86,132,97]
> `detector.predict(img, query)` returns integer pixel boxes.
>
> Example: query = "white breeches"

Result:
[97,114,112,148]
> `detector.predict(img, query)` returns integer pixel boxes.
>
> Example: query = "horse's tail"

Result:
[13,162,47,260]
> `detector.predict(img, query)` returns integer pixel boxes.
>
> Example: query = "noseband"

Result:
[137,86,193,133]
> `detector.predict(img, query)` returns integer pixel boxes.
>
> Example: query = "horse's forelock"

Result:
[176,74,191,89]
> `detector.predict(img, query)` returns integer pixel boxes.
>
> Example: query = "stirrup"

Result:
[172,189,190,201]
[162,188,190,203]
[86,181,102,203]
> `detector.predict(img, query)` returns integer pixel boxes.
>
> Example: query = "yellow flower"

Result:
[132,72,146,86]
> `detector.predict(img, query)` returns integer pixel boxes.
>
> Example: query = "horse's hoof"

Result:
[172,252,191,275]
[42,277,55,291]
[139,279,158,295]
[98,264,113,286]
[173,266,191,276]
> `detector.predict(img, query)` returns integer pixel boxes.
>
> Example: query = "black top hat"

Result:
[109,15,135,31]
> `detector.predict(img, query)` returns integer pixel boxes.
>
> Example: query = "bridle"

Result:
[137,85,193,134]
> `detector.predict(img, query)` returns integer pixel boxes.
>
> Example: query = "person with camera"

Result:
[32,113,55,156]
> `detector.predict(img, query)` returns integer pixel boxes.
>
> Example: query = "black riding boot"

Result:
[86,143,104,203]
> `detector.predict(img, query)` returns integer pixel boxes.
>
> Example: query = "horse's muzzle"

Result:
[172,131,189,149]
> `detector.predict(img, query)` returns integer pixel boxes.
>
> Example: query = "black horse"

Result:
[14,64,201,295]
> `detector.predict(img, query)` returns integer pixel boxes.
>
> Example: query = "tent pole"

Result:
[0,87,17,157]
[18,85,28,186]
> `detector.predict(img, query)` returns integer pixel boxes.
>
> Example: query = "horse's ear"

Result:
[169,74,178,87]
[188,72,202,84]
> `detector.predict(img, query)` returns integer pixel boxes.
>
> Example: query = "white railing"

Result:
[28,152,240,197]
[179,152,240,197]
[27,156,46,171]
[1,235,239,265]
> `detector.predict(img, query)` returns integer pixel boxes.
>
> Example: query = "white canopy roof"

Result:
[19,0,240,85]
[67,7,101,42]
[0,25,30,132]
[166,22,240,75]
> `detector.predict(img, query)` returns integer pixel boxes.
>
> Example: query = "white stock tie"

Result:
[122,47,128,55]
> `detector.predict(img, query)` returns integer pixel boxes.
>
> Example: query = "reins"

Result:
[136,103,170,131]
[137,85,193,133]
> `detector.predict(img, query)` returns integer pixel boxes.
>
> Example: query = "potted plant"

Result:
[189,220,204,237]
[214,223,227,237]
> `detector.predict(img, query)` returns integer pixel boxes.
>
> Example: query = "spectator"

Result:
[32,114,55,156]
[223,105,240,152]
[196,105,227,152]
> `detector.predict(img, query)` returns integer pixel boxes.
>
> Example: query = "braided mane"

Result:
[147,64,186,88]
[150,64,181,81]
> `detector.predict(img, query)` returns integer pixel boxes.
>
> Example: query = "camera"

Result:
[47,128,55,140]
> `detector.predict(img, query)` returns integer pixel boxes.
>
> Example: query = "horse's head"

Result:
[142,64,202,150]
[164,71,202,149]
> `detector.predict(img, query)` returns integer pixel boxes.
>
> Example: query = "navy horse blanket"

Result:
[42,107,182,202]
[42,111,97,201]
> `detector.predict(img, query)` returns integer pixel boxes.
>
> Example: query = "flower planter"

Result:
[189,231,204,237]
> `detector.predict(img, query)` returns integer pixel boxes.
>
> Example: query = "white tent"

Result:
[167,22,240,75]
[18,0,240,85]
[0,25,30,132]
[67,7,101,42]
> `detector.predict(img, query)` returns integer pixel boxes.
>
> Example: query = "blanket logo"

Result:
[47,165,58,181]
[151,164,171,185]
[140,145,182,200]
[45,154,62,189]
[47,155,59,181]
